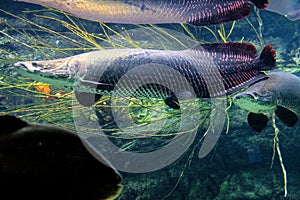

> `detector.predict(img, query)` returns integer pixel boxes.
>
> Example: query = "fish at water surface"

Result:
[14,43,276,108]
[15,0,269,26]
[234,72,300,132]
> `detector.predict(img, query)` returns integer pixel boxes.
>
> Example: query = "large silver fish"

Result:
[14,43,276,108]
[0,114,123,200]
[15,0,269,25]
[234,72,300,132]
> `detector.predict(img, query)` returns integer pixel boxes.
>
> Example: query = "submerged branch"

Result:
[271,113,288,197]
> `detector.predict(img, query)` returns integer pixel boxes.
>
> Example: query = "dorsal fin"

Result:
[0,115,28,134]
[190,42,257,60]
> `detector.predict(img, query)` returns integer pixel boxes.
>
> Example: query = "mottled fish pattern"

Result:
[16,0,269,25]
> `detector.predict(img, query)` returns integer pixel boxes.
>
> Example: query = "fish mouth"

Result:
[234,93,257,101]
[14,61,41,72]
[234,92,272,102]
[233,93,264,106]
[14,61,69,78]
[233,92,276,114]
[14,61,74,88]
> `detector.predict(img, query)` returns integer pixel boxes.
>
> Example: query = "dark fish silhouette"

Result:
[234,72,300,132]
[0,115,123,200]
[14,43,276,109]
[16,0,269,25]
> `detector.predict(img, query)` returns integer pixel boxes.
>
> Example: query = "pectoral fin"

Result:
[74,91,102,106]
[247,112,269,132]
[164,90,193,110]
[74,79,114,106]
[275,106,298,127]
[164,96,180,110]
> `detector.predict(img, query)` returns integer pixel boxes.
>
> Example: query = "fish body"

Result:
[14,43,276,107]
[234,72,300,131]
[15,0,268,25]
[0,115,123,200]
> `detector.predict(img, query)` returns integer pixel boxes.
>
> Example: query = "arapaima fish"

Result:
[14,43,276,108]
[15,0,269,26]
[234,72,300,132]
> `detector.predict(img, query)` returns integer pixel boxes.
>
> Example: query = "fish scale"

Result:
[16,0,268,25]
[14,43,276,107]
[105,53,197,98]
[92,50,209,98]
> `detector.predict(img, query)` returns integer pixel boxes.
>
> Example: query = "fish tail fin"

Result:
[259,45,276,70]
[252,0,269,9]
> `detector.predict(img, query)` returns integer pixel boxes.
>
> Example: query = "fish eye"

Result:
[253,90,268,97]
[259,90,269,97]
[261,96,272,102]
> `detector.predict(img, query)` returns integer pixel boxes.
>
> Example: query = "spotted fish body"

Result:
[16,0,268,25]
[14,43,276,107]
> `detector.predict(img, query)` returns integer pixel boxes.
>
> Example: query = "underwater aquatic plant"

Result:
[0,5,243,129]
[0,7,209,150]
[0,3,296,198]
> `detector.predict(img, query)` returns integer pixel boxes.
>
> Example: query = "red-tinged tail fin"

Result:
[259,45,276,70]
[252,0,269,9]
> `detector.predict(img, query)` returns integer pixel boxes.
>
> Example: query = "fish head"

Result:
[13,58,78,87]
[14,57,78,76]
[233,88,277,114]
